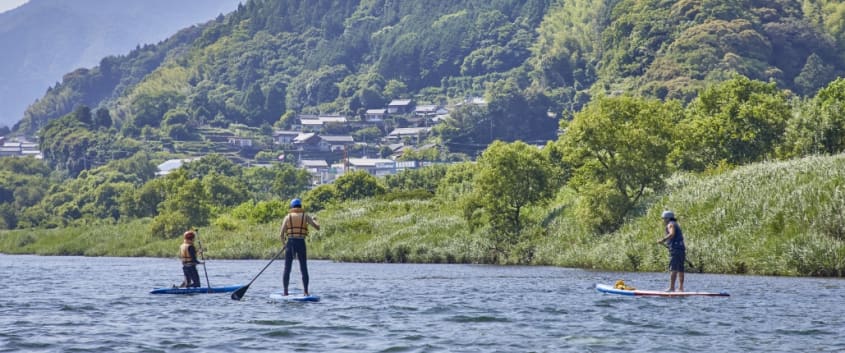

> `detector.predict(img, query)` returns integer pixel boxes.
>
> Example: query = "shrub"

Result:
[150,211,193,238]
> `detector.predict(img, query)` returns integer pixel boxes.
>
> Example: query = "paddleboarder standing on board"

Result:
[179,230,203,288]
[280,198,320,296]
[657,210,685,292]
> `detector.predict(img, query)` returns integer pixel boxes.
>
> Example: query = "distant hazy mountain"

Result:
[0,0,242,128]
[0,0,29,14]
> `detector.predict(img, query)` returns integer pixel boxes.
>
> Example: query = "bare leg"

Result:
[678,272,685,292]
[667,271,677,292]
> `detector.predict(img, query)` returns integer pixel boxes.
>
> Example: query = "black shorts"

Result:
[669,249,685,272]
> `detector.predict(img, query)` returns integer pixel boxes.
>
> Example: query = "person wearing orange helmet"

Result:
[280,198,320,296]
[179,230,204,288]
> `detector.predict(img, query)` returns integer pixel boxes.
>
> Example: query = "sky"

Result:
[0,0,28,13]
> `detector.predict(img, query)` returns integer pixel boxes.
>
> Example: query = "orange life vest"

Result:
[179,242,195,265]
[286,210,308,238]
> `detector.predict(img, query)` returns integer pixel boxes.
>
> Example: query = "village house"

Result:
[346,157,396,177]
[272,130,299,145]
[318,114,347,125]
[298,159,331,185]
[386,127,431,144]
[20,149,42,158]
[293,132,320,150]
[291,114,317,130]
[455,96,487,107]
[295,114,350,133]
[414,104,439,117]
[365,109,388,122]
[0,140,43,158]
[299,117,323,132]
[387,99,414,114]
[227,136,253,148]
[318,135,355,152]
[0,142,21,157]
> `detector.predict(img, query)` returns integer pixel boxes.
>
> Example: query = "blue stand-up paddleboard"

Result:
[595,283,729,297]
[268,293,321,302]
[150,285,245,295]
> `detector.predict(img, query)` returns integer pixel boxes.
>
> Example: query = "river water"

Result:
[1,254,843,352]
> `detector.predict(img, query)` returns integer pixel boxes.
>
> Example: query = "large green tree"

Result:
[474,140,554,254]
[672,76,791,171]
[780,78,845,157]
[333,170,385,202]
[560,95,680,233]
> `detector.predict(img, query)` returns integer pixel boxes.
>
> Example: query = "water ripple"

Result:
[1,256,843,352]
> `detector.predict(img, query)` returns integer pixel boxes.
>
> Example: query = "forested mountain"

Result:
[16,0,553,141]
[15,0,845,140]
[0,0,242,128]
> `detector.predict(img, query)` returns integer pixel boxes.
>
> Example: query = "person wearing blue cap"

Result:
[657,210,685,292]
[279,198,320,296]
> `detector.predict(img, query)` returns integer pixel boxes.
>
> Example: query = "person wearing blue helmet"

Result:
[657,210,685,292]
[279,198,320,296]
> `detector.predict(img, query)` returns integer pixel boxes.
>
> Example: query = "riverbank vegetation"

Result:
[2,153,843,277]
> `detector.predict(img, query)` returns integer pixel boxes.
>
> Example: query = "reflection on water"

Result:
[1,254,843,352]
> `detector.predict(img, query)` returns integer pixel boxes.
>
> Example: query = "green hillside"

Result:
[17,0,845,139]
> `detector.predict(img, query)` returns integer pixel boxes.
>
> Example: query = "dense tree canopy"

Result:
[672,76,791,171]
[560,95,681,233]
[474,140,554,254]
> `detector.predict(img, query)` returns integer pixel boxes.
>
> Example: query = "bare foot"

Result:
[678,288,684,292]
[665,288,675,292]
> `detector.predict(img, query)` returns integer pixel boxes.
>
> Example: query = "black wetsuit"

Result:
[282,210,312,294]
[283,237,308,293]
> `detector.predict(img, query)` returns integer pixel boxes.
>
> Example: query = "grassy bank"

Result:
[2,154,844,276]
[535,154,845,276]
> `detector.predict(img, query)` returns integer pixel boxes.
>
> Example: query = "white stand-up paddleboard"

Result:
[596,283,729,297]
[268,292,321,302]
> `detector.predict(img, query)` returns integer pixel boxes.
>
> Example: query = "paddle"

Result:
[231,246,286,301]
[194,228,211,293]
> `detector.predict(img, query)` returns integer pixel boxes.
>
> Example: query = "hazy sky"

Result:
[0,0,28,13]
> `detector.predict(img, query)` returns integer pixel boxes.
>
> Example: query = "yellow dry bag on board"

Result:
[614,279,636,290]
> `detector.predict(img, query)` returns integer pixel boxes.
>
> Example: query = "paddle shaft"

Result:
[194,229,211,292]
[231,246,286,300]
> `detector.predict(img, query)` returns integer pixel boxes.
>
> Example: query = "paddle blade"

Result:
[231,284,250,300]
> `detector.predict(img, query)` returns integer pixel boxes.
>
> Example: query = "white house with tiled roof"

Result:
[387,127,431,143]
[319,135,355,152]
[387,99,414,114]
[414,104,439,117]
[318,115,347,124]
[365,109,387,122]
[346,157,396,177]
